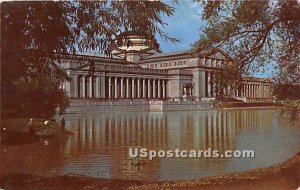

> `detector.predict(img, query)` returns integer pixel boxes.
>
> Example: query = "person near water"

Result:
[61,114,65,132]
[28,118,34,136]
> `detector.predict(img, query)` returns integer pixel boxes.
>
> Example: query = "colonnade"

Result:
[203,71,271,99]
[72,74,168,99]
[66,73,271,100]
[205,71,217,97]
[107,76,167,99]
[240,84,271,99]
[74,75,105,98]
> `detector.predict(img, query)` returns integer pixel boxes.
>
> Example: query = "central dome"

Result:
[109,31,161,62]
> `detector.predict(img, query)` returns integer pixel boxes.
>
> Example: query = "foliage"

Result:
[193,0,300,82]
[193,0,300,118]
[279,100,300,122]
[1,1,176,118]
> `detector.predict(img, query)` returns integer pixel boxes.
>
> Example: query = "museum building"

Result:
[59,32,272,103]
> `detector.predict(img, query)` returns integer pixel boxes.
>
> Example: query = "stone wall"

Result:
[66,99,274,113]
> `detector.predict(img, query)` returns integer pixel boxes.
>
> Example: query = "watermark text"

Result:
[129,148,255,160]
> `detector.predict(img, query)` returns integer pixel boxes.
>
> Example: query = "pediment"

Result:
[205,49,231,60]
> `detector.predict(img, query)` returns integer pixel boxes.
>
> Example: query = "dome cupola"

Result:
[109,31,161,62]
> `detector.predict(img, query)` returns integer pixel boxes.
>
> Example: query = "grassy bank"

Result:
[1,119,70,145]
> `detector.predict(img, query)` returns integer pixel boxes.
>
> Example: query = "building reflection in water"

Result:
[4,109,297,180]
[63,109,275,180]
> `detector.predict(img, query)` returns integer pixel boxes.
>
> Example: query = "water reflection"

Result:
[67,110,272,153]
[1,109,300,181]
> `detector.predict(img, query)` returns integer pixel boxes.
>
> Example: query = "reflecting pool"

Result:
[1,109,300,181]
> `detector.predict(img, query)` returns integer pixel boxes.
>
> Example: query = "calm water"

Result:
[1,109,300,181]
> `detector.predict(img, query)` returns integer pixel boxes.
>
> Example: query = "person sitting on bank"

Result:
[28,118,34,136]
[44,120,49,126]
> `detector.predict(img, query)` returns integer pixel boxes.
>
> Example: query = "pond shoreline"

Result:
[1,152,299,190]
[0,119,72,146]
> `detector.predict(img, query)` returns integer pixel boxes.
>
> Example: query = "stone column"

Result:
[78,76,82,98]
[108,77,111,98]
[137,78,140,98]
[95,76,100,98]
[247,84,249,98]
[199,70,206,98]
[132,78,135,98]
[71,75,78,98]
[210,72,214,97]
[86,77,89,98]
[142,78,146,98]
[207,72,211,97]
[162,80,166,98]
[126,78,129,98]
[89,76,93,98]
[64,72,71,97]
[114,77,118,98]
[207,59,212,67]
[158,79,161,98]
[152,79,156,98]
[82,76,86,98]
[148,79,151,98]
[120,77,124,98]
[249,85,251,98]
[255,85,258,98]
[100,75,105,98]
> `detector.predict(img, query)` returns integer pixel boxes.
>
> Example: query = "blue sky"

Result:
[156,1,273,78]
[156,0,205,52]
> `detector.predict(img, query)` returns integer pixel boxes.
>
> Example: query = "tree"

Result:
[193,0,300,114]
[1,1,176,118]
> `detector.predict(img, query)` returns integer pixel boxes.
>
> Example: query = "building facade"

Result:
[60,33,272,105]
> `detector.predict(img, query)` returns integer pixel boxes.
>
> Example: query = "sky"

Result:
[156,0,205,52]
[156,1,273,78]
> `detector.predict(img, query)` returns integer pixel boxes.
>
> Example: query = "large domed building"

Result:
[59,32,272,112]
